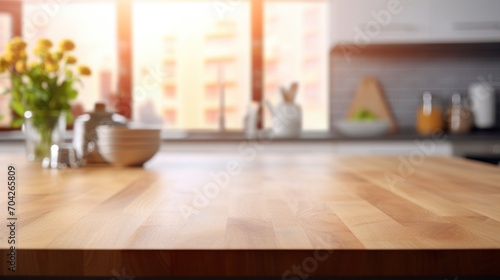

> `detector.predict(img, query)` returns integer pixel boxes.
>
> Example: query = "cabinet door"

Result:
[430,0,500,43]
[330,0,430,46]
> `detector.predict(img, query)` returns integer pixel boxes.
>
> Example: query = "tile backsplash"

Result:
[330,45,500,129]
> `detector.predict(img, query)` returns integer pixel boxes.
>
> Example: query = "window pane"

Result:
[264,0,328,131]
[133,0,250,130]
[0,13,12,127]
[22,1,117,114]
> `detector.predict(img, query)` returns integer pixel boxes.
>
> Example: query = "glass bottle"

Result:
[416,91,444,135]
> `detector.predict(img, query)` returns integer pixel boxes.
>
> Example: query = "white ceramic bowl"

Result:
[98,144,160,153]
[97,135,160,144]
[334,120,390,137]
[97,137,160,146]
[96,126,161,139]
[99,147,159,167]
[95,126,161,167]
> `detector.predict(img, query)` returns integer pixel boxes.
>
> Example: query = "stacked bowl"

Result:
[96,126,161,167]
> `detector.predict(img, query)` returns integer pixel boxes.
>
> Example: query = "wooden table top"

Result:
[1,153,500,276]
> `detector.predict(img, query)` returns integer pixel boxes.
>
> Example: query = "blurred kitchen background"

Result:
[1,0,500,163]
[0,0,329,130]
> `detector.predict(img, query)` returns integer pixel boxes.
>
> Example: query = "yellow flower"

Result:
[0,57,8,68]
[78,65,91,76]
[19,50,27,60]
[66,55,77,64]
[15,61,26,73]
[7,37,27,52]
[44,53,55,63]
[59,39,75,51]
[29,61,39,70]
[37,38,53,49]
[4,52,17,63]
[18,41,27,50]
[34,46,48,56]
[45,62,59,72]
[51,51,63,61]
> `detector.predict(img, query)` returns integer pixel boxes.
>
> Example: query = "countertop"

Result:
[1,128,500,142]
[1,153,500,277]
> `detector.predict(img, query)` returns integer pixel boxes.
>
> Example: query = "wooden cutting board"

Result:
[345,76,398,133]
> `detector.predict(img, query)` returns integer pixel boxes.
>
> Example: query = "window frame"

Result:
[0,1,21,36]
[123,0,264,127]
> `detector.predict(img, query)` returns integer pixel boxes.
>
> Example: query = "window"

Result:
[0,0,329,132]
[22,0,118,113]
[264,0,328,131]
[132,0,250,130]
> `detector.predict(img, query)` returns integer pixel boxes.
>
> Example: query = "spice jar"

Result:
[416,91,444,135]
[446,93,472,134]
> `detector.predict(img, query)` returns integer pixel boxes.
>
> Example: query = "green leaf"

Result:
[67,89,78,100]
[11,118,24,128]
[10,99,25,117]
[35,87,50,102]
[5,61,82,115]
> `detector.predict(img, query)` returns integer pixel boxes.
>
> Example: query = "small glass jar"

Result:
[446,93,472,134]
[416,91,444,135]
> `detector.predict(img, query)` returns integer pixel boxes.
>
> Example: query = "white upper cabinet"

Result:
[329,0,500,46]
[430,0,500,43]
[330,0,431,46]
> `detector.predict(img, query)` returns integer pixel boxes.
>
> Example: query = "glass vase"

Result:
[24,111,66,162]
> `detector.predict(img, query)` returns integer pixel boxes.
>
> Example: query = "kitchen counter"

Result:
[179,128,500,143]
[1,128,500,142]
[1,153,500,277]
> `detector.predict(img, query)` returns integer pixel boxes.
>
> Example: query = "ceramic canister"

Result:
[469,82,496,129]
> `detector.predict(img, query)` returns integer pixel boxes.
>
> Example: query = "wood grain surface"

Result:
[1,153,500,276]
